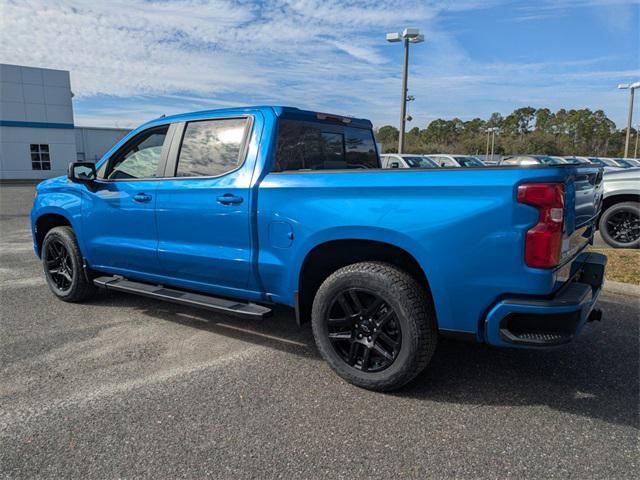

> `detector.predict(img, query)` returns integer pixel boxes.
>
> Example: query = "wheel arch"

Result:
[34,212,72,256]
[601,193,640,214]
[295,238,435,326]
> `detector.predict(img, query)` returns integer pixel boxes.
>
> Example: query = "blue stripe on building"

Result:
[0,120,75,129]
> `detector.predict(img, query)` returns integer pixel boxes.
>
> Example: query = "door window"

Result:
[176,118,249,177]
[103,126,168,180]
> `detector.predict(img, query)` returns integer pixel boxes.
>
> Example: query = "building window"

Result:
[30,144,51,170]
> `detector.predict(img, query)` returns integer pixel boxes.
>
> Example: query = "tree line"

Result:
[375,107,636,157]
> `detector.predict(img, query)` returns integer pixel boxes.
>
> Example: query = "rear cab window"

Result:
[275,119,379,171]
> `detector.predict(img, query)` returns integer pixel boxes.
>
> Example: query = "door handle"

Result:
[133,192,152,203]
[216,194,244,205]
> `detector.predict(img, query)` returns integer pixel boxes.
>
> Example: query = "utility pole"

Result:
[618,82,640,158]
[485,128,491,159]
[490,129,496,163]
[386,28,424,153]
[486,127,498,163]
[399,36,410,154]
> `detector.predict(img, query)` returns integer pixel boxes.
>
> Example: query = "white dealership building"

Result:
[0,64,130,180]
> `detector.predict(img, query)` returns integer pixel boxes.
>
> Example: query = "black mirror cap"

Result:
[68,162,97,183]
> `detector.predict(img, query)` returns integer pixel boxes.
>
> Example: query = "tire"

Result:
[41,226,96,302]
[598,202,640,249]
[311,261,437,391]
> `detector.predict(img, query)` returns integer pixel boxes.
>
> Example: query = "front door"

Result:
[155,116,255,294]
[82,124,172,275]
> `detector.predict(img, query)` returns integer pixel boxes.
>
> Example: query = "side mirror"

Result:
[68,162,97,187]
[390,162,400,169]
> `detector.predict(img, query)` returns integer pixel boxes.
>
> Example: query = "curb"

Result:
[604,280,640,297]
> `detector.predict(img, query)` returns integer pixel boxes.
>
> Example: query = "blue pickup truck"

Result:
[31,106,607,391]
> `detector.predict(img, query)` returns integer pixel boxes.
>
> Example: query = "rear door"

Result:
[155,115,257,292]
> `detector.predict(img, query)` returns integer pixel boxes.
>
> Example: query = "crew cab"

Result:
[31,106,607,391]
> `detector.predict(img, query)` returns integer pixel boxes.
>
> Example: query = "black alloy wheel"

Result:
[599,202,640,249]
[44,238,74,293]
[311,262,437,391]
[327,288,402,372]
[605,209,640,245]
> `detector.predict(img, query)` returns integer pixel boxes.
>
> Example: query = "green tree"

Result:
[374,106,625,157]
[375,125,399,152]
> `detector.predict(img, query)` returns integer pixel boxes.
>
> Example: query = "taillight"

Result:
[517,183,565,268]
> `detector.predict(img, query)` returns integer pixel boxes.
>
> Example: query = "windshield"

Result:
[613,158,639,168]
[403,156,437,168]
[614,159,633,168]
[536,155,564,165]
[453,156,484,167]
[589,157,620,167]
[569,157,590,164]
[428,156,457,167]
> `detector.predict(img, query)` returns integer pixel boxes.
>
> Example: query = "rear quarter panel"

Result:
[257,167,578,336]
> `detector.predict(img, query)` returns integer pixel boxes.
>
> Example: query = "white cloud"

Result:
[0,0,441,97]
[1,0,637,128]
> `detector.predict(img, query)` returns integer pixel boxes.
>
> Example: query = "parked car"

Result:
[499,155,566,166]
[598,168,640,248]
[380,154,438,169]
[563,156,591,164]
[613,158,640,168]
[549,156,570,164]
[583,157,623,169]
[425,154,485,167]
[31,105,606,391]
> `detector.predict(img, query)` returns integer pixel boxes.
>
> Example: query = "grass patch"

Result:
[589,247,640,285]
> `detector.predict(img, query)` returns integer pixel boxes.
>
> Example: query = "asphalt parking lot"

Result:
[1,184,638,479]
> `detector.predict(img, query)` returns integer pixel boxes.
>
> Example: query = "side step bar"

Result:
[93,276,272,319]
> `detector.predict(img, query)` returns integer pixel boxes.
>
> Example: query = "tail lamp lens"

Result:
[517,183,565,268]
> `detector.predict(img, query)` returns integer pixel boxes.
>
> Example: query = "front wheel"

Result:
[311,262,437,391]
[599,202,640,249]
[42,226,96,302]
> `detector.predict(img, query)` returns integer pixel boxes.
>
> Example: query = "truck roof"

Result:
[146,106,373,129]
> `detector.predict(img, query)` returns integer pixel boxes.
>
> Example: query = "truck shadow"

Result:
[403,297,639,430]
[88,291,638,430]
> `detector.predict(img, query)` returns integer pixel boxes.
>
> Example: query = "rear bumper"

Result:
[484,252,607,348]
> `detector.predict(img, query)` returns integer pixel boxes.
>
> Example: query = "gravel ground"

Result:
[1,184,638,479]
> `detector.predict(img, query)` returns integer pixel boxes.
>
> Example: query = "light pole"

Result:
[386,28,424,153]
[486,127,498,163]
[635,123,639,159]
[618,81,640,158]
[485,128,491,159]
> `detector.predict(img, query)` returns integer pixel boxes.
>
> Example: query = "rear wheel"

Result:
[311,262,437,391]
[42,226,96,302]
[599,202,640,249]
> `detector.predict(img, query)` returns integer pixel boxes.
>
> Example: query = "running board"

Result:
[93,276,272,319]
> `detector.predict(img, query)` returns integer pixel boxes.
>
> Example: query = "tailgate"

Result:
[561,166,604,263]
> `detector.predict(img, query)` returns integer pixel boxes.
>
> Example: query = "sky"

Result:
[1,0,639,129]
